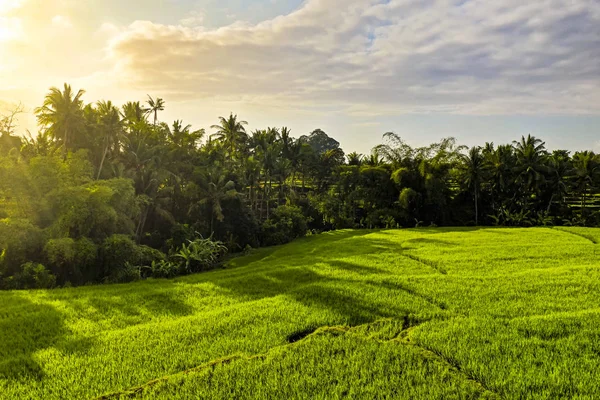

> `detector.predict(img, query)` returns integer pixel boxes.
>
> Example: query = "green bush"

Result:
[2,262,56,290]
[172,238,227,273]
[74,237,99,283]
[261,206,308,246]
[138,245,167,267]
[0,218,45,276]
[107,262,141,284]
[44,237,98,285]
[99,234,140,279]
[144,259,179,279]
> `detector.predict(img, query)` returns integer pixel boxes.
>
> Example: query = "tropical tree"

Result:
[346,152,363,166]
[35,83,85,156]
[211,113,248,162]
[571,151,600,212]
[460,146,487,225]
[122,101,148,126]
[513,135,548,199]
[195,169,238,233]
[145,96,165,126]
[96,100,123,179]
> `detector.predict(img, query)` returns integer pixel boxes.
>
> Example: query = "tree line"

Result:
[0,83,598,289]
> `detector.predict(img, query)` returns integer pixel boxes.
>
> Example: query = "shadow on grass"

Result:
[211,233,439,325]
[0,280,197,382]
[0,296,66,381]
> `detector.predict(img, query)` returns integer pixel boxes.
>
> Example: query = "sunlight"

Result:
[0,16,21,41]
[0,0,23,42]
[0,0,22,11]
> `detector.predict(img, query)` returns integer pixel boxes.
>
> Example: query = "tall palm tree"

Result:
[35,83,85,156]
[145,95,165,126]
[96,100,123,179]
[460,146,487,225]
[546,150,573,213]
[210,113,248,162]
[196,169,238,233]
[571,151,600,212]
[280,127,293,159]
[513,134,548,195]
[483,144,516,210]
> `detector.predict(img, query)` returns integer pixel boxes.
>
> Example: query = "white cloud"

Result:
[103,0,600,116]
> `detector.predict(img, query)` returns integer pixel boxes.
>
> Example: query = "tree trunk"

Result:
[291,170,296,191]
[546,193,554,214]
[249,183,254,210]
[136,205,150,244]
[474,188,478,226]
[63,127,68,159]
[96,143,108,180]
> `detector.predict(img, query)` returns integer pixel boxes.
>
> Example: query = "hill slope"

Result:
[2,227,600,399]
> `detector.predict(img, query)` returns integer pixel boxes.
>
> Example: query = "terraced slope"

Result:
[2,227,600,399]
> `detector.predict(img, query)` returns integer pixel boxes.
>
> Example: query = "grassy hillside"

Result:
[2,227,600,399]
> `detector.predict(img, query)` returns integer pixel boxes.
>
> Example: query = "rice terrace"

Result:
[2,0,600,398]
[1,227,600,399]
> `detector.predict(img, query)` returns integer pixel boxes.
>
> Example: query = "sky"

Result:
[0,0,599,154]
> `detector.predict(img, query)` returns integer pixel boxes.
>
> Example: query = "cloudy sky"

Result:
[0,0,599,153]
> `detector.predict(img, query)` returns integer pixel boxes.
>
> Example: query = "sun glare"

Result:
[0,17,21,41]
[0,0,23,42]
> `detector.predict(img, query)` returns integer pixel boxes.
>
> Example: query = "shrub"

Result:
[44,238,76,284]
[0,218,45,276]
[138,245,167,267]
[44,237,99,285]
[99,235,140,280]
[74,237,99,283]
[144,259,179,279]
[261,206,308,246]
[2,262,56,290]
[172,238,227,274]
[107,262,141,284]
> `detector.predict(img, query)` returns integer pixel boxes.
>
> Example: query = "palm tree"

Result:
[35,83,85,156]
[545,150,572,213]
[121,101,147,125]
[196,169,238,233]
[346,152,363,166]
[280,127,293,159]
[210,113,248,162]
[96,100,123,179]
[571,151,600,212]
[145,95,165,125]
[460,146,487,225]
[167,120,204,150]
[513,135,548,196]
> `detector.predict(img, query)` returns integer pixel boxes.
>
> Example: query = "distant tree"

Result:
[346,152,363,166]
[95,100,123,179]
[211,113,248,162]
[571,151,600,212]
[35,83,85,156]
[460,146,487,225]
[145,95,165,126]
[300,129,340,155]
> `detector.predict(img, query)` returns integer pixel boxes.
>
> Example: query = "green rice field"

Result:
[2,227,600,399]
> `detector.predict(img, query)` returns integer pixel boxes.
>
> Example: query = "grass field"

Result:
[2,227,600,399]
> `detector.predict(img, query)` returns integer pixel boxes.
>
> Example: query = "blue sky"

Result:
[1,0,599,154]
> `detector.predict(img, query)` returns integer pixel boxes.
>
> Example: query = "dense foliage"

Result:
[1,84,600,288]
[2,228,600,399]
